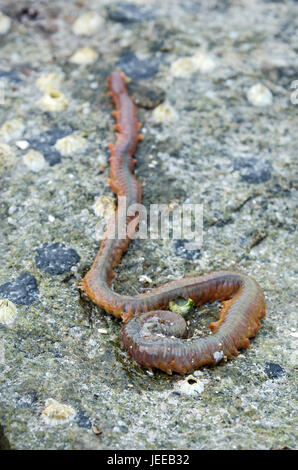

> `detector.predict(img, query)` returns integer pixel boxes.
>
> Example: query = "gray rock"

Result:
[0,0,296,451]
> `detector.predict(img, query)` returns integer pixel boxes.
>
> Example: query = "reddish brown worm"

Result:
[81,70,266,375]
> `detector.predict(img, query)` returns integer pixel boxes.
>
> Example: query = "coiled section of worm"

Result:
[121,272,265,374]
[82,70,266,374]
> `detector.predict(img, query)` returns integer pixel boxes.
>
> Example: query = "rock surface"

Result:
[0,0,297,450]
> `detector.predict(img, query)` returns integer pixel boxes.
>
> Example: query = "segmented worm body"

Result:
[82,70,266,375]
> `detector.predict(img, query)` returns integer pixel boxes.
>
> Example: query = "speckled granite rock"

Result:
[0,0,297,450]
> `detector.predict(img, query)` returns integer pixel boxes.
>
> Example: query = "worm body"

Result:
[82,70,266,374]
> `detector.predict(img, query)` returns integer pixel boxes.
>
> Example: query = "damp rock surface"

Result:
[0,0,296,451]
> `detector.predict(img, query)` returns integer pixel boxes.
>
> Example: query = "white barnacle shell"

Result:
[23,149,46,172]
[171,52,216,78]
[247,83,273,107]
[0,299,17,326]
[41,399,75,425]
[55,134,87,156]
[38,90,69,112]
[171,57,199,78]
[0,119,25,142]
[92,195,116,219]
[152,103,178,123]
[72,12,102,36]
[174,374,205,396]
[69,47,98,65]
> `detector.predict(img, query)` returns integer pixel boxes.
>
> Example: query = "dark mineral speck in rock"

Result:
[0,272,39,305]
[18,6,39,21]
[74,411,91,429]
[106,2,155,23]
[173,240,201,260]
[28,126,69,166]
[117,51,159,80]
[35,243,80,275]
[264,362,286,379]
[233,157,272,184]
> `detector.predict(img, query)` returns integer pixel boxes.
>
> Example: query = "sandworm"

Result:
[81,70,266,374]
